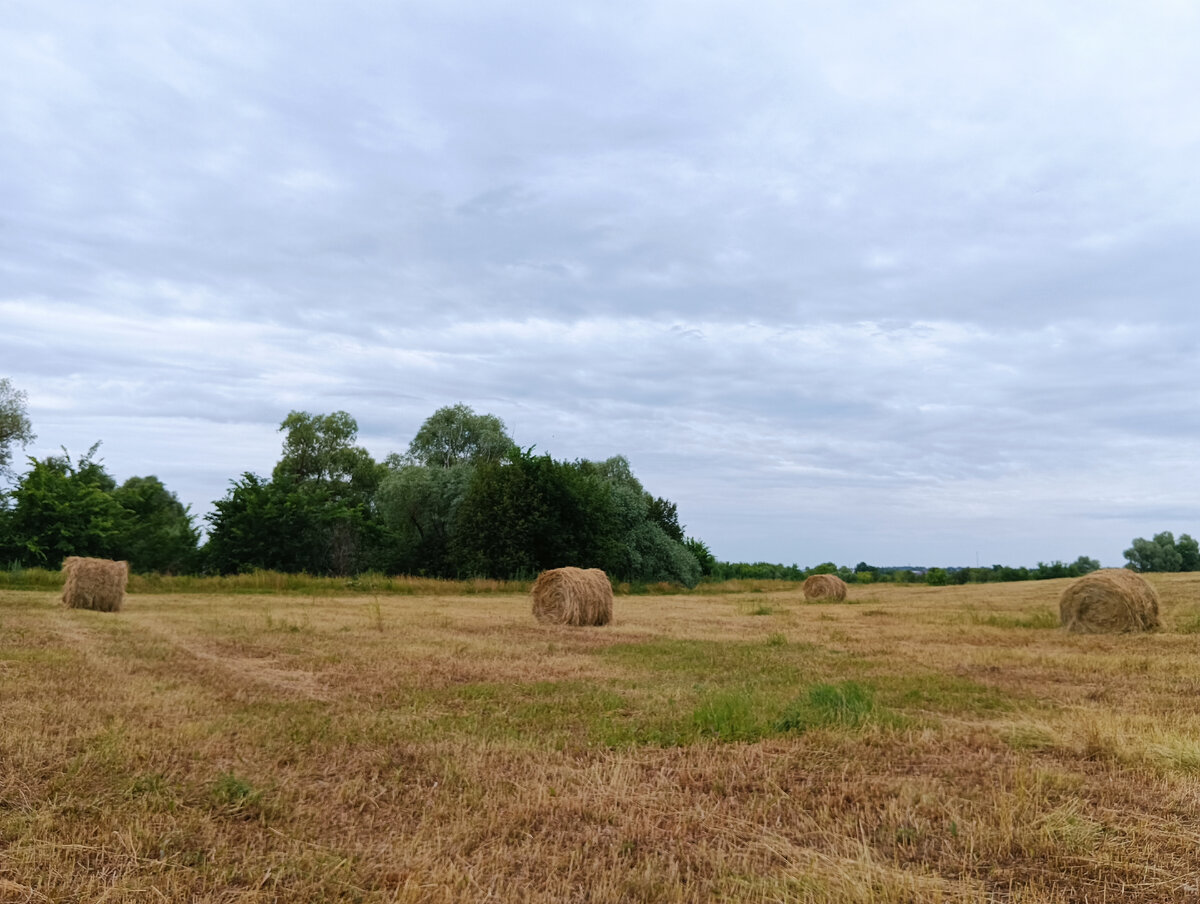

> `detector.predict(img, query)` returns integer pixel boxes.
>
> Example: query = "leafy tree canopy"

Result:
[406,404,516,468]
[0,378,35,477]
[4,444,126,568]
[1124,531,1196,573]
[274,410,379,492]
[112,475,200,573]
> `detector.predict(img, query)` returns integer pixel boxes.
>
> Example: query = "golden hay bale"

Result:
[802,573,847,602]
[1059,568,1160,634]
[61,556,128,612]
[531,567,613,627]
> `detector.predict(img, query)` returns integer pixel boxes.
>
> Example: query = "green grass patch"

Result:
[599,638,827,689]
[881,672,1014,715]
[594,638,1018,746]
[1172,613,1200,634]
[775,681,890,733]
[690,690,769,742]
[210,772,270,820]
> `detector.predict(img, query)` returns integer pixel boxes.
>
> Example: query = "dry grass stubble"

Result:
[2,576,1200,900]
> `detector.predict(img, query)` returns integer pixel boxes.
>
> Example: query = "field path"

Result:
[125,610,335,703]
[46,603,332,703]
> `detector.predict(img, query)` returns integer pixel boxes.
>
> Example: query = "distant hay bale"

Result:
[61,556,128,612]
[531,567,613,627]
[1059,569,1160,634]
[802,574,847,602]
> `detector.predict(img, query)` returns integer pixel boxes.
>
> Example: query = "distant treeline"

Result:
[705,557,1104,585]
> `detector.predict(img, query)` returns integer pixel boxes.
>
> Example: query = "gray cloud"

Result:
[5,0,1200,566]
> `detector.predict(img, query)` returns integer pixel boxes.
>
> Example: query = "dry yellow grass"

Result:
[3,574,1200,901]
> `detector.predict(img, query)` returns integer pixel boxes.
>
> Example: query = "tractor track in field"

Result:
[50,607,333,703]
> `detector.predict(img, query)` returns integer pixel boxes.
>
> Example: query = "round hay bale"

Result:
[1059,568,1160,634]
[531,567,613,627]
[61,556,128,612]
[802,573,847,602]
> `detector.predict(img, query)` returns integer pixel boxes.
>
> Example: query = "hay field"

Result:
[4,576,1200,902]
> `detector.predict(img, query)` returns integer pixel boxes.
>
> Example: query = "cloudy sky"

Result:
[4,1,1199,568]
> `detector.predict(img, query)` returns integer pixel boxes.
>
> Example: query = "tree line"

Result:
[0,397,703,586]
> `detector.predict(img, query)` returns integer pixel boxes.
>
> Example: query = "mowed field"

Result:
[4,576,1200,902]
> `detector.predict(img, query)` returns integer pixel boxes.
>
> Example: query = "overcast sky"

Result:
[4,1,1199,568]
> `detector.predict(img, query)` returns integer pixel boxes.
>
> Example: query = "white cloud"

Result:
[3,0,1199,567]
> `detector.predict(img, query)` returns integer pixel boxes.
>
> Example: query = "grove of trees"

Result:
[1123,531,1200,572]
[204,406,701,585]
[0,444,199,573]
[0,396,702,586]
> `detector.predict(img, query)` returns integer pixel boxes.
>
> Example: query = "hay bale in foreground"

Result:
[803,574,847,602]
[531,567,613,627]
[61,556,128,612]
[1059,568,1160,634]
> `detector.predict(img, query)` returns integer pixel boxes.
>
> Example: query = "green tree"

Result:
[449,451,610,578]
[1177,535,1200,571]
[407,404,517,468]
[274,410,379,490]
[684,536,716,577]
[1125,531,1185,573]
[0,378,35,478]
[925,567,949,586]
[5,445,126,567]
[112,476,200,573]
[1035,561,1069,579]
[205,412,384,576]
[375,462,475,574]
[203,474,307,574]
[602,481,699,586]
[646,495,684,542]
[447,450,700,586]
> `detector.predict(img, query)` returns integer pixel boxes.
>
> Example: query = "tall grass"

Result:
[0,567,533,596]
[0,566,795,597]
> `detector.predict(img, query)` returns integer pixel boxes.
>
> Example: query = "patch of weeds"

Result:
[884,673,1014,715]
[691,690,768,743]
[223,700,336,750]
[749,604,774,616]
[127,772,182,813]
[211,772,266,819]
[1173,613,1200,634]
[775,681,882,734]
[766,633,787,647]
[1150,737,1200,773]
[426,680,634,748]
[601,638,819,687]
